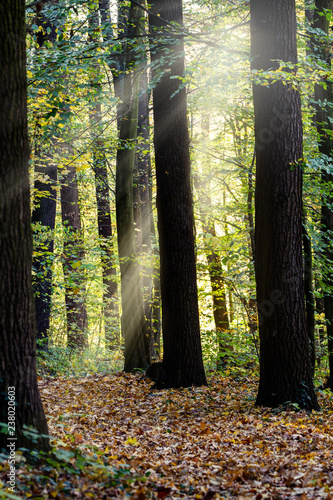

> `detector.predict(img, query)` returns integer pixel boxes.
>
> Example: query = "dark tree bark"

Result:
[149,0,207,388]
[60,163,88,349]
[116,0,149,371]
[0,0,50,451]
[251,0,319,409]
[311,0,333,390]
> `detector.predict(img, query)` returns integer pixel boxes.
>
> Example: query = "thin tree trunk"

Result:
[60,162,88,349]
[194,115,231,369]
[151,254,161,357]
[116,0,149,371]
[222,191,235,326]
[93,131,120,349]
[196,177,231,367]
[88,2,119,348]
[134,66,160,358]
[149,0,207,388]
[92,125,120,348]
[0,0,50,452]
[251,0,319,410]
[99,0,150,368]
[150,206,162,358]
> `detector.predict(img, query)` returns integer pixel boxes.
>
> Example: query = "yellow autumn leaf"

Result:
[125,437,139,446]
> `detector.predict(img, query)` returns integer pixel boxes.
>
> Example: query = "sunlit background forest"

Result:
[26,0,331,382]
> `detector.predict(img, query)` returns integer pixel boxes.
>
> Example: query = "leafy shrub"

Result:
[37,345,124,378]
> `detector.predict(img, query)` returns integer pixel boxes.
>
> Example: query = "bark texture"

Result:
[149,0,207,388]
[251,0,319,409]
[0,0,50,451]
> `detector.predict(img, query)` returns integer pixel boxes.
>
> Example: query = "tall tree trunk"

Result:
[149,0,207,388]
[60,162,88,349]
[88,2,119,348]
[0,0,50,452]
[116,0,149,371]
[251,0,319,410]
[134,68,152,279]
[311,0,333,390]
[134,66,161,358]
[99,0,150,367]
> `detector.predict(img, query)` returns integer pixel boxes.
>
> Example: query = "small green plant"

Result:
[37,345,124,378]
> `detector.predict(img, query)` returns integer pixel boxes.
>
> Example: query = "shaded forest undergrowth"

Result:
[2,373,333,499]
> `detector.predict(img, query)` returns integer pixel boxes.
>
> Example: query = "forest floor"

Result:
[1,372,333,499]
